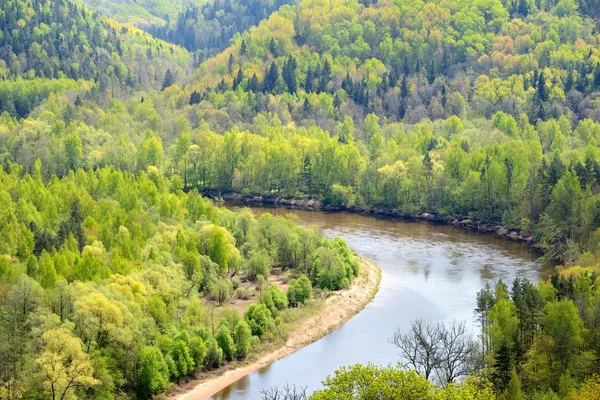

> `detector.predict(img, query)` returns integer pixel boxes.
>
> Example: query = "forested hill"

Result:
[78,0,190,26]
[0,0,190,117]
[188,0,600,125]
[147,0,299,62]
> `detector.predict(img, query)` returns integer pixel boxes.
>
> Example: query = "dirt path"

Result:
[171,256,381,400]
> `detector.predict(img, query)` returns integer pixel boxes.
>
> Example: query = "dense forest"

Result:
[0,0,189,117]
[147,0,298,62]
[3,0,600,397]
[0,165,358,398]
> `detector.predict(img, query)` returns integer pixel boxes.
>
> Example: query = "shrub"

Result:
[188,336,206,367]
[215,325,236,361]
[236,287,251,299]
[246,249,271,281]
[244,303,274,338]
[261,285,288,316]
[210,278,232,305]
[234,320,252,359]
[135,346,170,400]
[288,275,312,306]
[204,337,223,369]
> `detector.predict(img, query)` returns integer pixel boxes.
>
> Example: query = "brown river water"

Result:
[210,206,550,399]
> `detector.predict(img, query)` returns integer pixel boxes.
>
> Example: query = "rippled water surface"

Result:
[210,207,549,399]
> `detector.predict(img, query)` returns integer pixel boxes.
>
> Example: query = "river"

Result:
[210,206,549,399]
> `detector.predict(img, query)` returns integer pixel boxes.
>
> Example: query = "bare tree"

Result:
[260,384,308,400]
[435,320,480,384]
[390,319,479,385]
[390,319,443,380]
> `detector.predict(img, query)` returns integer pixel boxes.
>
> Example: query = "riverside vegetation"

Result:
[3,0,600,397]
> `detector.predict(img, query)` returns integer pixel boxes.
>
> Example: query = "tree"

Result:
[261,385,308,400]
[215,325,236,361]
[263,62,279,93]
[288,275,312,307]
[543,300,584,369]
[391,319,477,385]
[436,321,479,384]
[311,364,434,400]
[135,346,170,400]
[36,328,98,400]
[161,69,174,91]
[391,319,443,380]
[204,337,223,369]
[261,285,288,317]
[244,303,274,338]
[234,320,252,359]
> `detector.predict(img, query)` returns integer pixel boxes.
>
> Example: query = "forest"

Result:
[2,0,600,397]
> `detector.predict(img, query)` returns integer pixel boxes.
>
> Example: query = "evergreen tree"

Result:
[233,69,244,91]
[161,69,175,91]
[262,62,280,93]
[304,67,314,92]
[537,71,548,102]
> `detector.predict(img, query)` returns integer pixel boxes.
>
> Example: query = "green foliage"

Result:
[288,275,312,307]
[215,325,236,362]
[244,303,274,338]
[204,337,224,370]
[135,346,170,400]
[234,320,252,359]
[311,364,435,400]
[261,285,288,317]
[0,165,357,398]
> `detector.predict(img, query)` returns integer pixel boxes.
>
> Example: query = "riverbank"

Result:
[170,256,381,400]
[201,191,534,246]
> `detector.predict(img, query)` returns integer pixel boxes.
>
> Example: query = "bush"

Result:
[210,278,232,305]
[311,246,357,290]
[170,340,194,379]
[288,275,312,306]
[236,287,251,299]
[327,184,355,208]
[261,285,288,317]
[247,249,271,281]
[188,336,206,367]
[204,337,223,369]
[215,325,236,361]
[231,276,241,289]
[244,303,274,338]
[135,346,170,400]
[234,320,252,359]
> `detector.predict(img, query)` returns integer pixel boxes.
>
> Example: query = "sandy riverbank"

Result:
[170,256,381,400]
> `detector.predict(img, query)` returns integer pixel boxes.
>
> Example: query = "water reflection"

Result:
[210,207,550,400]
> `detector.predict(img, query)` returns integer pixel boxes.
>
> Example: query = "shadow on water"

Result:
[209,205,552,400]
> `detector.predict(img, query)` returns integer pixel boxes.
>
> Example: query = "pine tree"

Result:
[228,54,234,73]
[233,69,244,91]
[537,71,548,102]
[240,39,247,55]
[262,62,279,93]
[565,68,574,92]
[593,63,600,89]
[302,98,312,115]
[518,0,529,16]
[161,69,174,91]
[246,73,259,92]
[269,37,277,57]
[400,75,409,99]
[304,67,314,92]
[282,56,297,93]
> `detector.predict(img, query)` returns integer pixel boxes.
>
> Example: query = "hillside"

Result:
[3,0,600,398]
[79,0,191,26]
[147,0,299,62]
[0,0,190,117]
